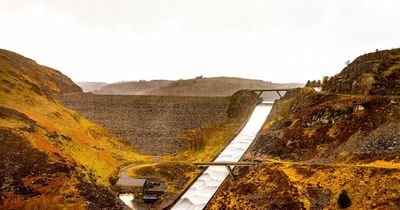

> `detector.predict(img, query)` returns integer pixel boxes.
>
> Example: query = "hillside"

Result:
[77,82,108,93]
[208,49,400,209]
[92,80,172,95]
[323,48,400,95]
[92,77,301,98]
[0,49,149,209]
[0,49,82,94]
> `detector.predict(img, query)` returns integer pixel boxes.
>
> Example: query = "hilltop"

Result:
[90,77,302,97]
[91,80,173,95]
[324,48,400,95]
[208,49,400,209]
[0,49,82,94]
[0,49,149,209]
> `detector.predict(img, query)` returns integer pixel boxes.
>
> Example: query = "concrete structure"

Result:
[115,178,147,193]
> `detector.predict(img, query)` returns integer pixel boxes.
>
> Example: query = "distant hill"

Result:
[323,48,400,95]
[93,77,303,97]
[0,49,147,209]
[93,80,173,95]
[77,82,108,92]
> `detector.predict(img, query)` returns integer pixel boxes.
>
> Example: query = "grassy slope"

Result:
[0,49,149,209]
[208,161,400,209]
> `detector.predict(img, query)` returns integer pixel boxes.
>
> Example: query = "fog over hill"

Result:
[77,82,108,92]
[85,77,303,97]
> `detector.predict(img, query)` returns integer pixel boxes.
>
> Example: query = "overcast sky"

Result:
[1,0,400,84]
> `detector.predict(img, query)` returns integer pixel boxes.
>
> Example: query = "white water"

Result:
[171,101,273,210]
[119,194,135,209]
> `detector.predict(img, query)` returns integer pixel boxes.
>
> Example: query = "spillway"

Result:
[171,101,274,210]
[119,194,135,209]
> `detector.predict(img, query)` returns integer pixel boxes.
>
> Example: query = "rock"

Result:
[355,105,365,111]
[321,119,329,124]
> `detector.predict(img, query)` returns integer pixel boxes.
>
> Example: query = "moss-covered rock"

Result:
[227,89,259,118]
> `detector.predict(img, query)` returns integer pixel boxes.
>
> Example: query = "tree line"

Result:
[305,76,330,88]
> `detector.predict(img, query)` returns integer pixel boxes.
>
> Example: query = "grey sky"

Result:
[1,0,399,83]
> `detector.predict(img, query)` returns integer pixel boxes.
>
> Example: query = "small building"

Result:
[115,178,147,194]
[115,177,166,202]
[143,181,166,203]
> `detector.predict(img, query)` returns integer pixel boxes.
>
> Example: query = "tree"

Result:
[322,76,329,84]
[311,80,317,87]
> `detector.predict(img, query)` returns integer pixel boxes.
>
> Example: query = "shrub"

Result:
[183,130,206,152]
[338,190,351,208]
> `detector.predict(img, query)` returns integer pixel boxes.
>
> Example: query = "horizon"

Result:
[75,76,306,85]
[1,0,400,84]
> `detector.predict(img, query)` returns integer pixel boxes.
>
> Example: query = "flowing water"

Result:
[119,193,135,209]
[171,101,274,210]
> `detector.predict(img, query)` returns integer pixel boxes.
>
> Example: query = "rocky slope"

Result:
[253,88,400,162]
[208,49,400,209]
[324,48,400,95]
[0,49,148,209]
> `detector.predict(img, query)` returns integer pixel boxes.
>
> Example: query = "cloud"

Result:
[0,0,399,83]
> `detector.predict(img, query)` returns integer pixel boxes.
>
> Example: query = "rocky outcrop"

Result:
[323,48,400,95]
[252,88,400,162]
